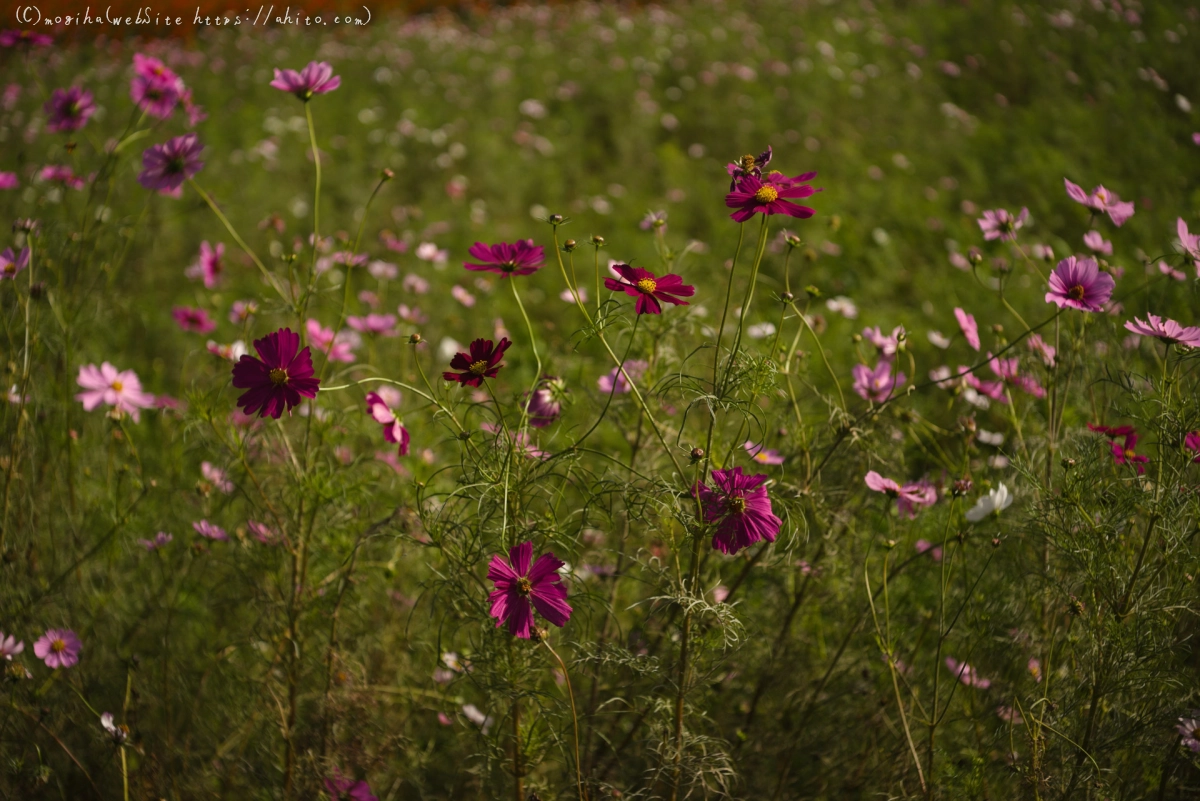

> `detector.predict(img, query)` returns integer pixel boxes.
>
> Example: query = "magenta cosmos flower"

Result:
[173,306,217,334]
[696,467,783,556]
[365,387,410,456]
[325,771,378,801]
[464,240,544,277]
[1124,314,1200,347]
[306,319,359,363]
[347,314,398,336]
[76,363,156,421]
[271,61,341,100]
[130,54,185,119]
[954,307,980,351]
[487,541,572,639]
[1110,431,1149,474]
[852,361,905,403]
[44,87,96,132]
[725,171,819,223]
[977,208,1028,242]
[0,29,53,47]
[231,328,320,419]
[744,441,784,465]
[1,247,30,281]
[1185,432,1200,464]
[0,172,18,190]
[1064,179,1135,227]
[138,134,204,193]
[443,337,511,387]
[186,241,224,288]
[604,263,694,315]
[1045,256,1114,312]
[33,629,81,669]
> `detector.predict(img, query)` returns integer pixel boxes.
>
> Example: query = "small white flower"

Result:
[826,296,858,319]
[462,703,494,734]
[965,483,1013,522]
[100,712,127,744]
[928,330,952,349]
[977,430,1005,446]
[747,322,776,339]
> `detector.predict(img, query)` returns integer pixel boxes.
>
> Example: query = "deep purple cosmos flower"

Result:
[525,376,566,427]
[0,247,29,281]
[130,54,185,119]
[1045,256,1114,312]
[954,308,980,351]
[0,29,53,47]
[696,467,783,556]
[324,771,379,801]
[1064,179,1135,227]
[1124,314,1200,347]
[76,363,155,421]
[725,146,773,190]
[271,61,341,100]
[138,134,204,193]
[852,361,905,403]
[33,629,81,669]
[464,240,544,277]
[604,263,694,315]
[444,337,512,387]
[487,541,572,639]
[725,171,819,222]
[173,306,217,334]
[1185,432,1200,464]
[231,328,320,419]
[44,87,95,132]
[977,208,1028,241]
[365,387,410,456]
[185,241,224,288]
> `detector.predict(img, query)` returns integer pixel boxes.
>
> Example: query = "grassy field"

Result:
[3,0,1200,799]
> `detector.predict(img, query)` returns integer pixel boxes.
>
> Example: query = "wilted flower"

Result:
[1045,256,1114,312]
[231,328,320,419]
[44,87,95,132]
[76,363,155,421]
[443,337,511,388]
[965,484,1013,522]
[977,208,1028,241]
[695,467,783,555]
[604,264,694,315]
[271,61,341,100]
[463,240,544,276]
[487,541,572,639]
[33,629,81,669]
[138,134,204,192]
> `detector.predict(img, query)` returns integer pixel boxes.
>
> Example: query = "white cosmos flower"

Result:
[965,483,1013,522]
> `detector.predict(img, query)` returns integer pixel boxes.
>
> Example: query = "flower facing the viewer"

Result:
[696,467,783,556]
[487,541,572,639]
[604,264,694,315]
[852,361,906,403]
[138,134,204,193]
[44,87,95,132]
[1110,430,1149,474]
[965,484,1013,522]
[231,328,320,419]
[0,247,30,281]
[33,629,81,669]
[443,337,511,387]
[271,61,341,100]
[1045,256,1114,312]
[76,363,155,421]
[977,208,1028,241]
[464,240,544,276]
[725,171,819,222]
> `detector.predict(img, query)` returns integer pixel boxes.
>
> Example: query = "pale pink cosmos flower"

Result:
[954,307,980,351]
[450,285,475,307]
[397,304,427,324]
[897,479,938,518]
[192,519,229,541]
[172,306,217,334]
[269,61,341,100]
[561,287,589,303]
[201,462,233,493]
[185,241,224,288]
[862,325,904,359]
[248,520,282,545]
[33,629,81,669]
[347,314,398,337]
[1045,256,1114,312]
[996,706,1023,725]
[416,242,449,265]
[989,353,1046,398]
[206,340,248,362]
[948,252,971,271]
[1157,261,1187,281]
[76,363,155,421]
[826,296,858,318]
[1178,218,1200,272]
[0,631,24,660]
[914,539,943,561]
[1082,230,1112,255]
[1123,314,1200,347]
[137,532,173,551]
[977,207,1028,241]
[1026,334,1057,366]
[944,657,990,689]
[403,273,430,294]
[744,441,784,465]
[852,361,905,403]
[306,319,358,362]
[960,365,1008,403]
[39,165,85,190]
[598,360,649,394]
[1178,716,1200,753]
[1064,179,1135,226]
[229,300,258,324]
[368,260,397,280]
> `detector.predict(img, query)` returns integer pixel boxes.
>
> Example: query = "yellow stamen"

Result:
[468,359,490,376]
[51,639,66,653]
[1067,284,1086,301]
[269,368,289,386]
[635,278,658,294]
[111,381,123,392]
[517,577,533,595]
[754,186,779,204]
[728,495,747,513]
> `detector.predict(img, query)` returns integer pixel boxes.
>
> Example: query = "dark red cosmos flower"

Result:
[463,240,544,277]
[604,264,694,315]
[725,172,819,223]
[443,337,511,387]
[1087,422,1135,438]
[487,541,572,639]
[695,467,783,555]
[231,328,320,419]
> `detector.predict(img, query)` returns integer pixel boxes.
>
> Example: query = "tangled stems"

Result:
[720,213,771,395]
[509,277,543,436]
[544,641,585,801]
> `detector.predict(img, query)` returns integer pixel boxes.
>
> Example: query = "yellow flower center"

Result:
[636,278,658,294]
[1124,449,1135,460]
[728,495,747,513]
[111,380,123,392]
[269,368,289,386]
[754,186,779,204]
[740,154,756,169]
[1067,284,1086,301]
[517,577,533,596]
[468,359,490,376]
[51,638,66,653]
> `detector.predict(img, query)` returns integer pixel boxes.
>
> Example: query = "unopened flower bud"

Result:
[563,239,576,252]
[591,235,605,246]
[690,447,705,463]
[851,333,862,343]
[1061,458,1076,470]
[952,478,973,497]
[780,291,794,302]
[381,168,395,181]
[967,247,983,265]
[408,333,422,344]
[991,324,1004,335]
[548,214,564,225]
[785,233,803,248]
[805,285,822,299]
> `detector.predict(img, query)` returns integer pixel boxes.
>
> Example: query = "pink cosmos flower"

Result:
[396,304,426,324]
[944,657,990,689]
[525,377,566,428]
[897,479,938,518]
[1111,431,1149,474]
[368,261,398,281]
[487,541,572,639]
[863,325,904,359]
[44,87,96,132]
[464,240,544,276]
[450,285,476,307]
[39,165,85,190]
[76,363,155,421]
[1123,314,1200,347]
[229,300,258,325]
[202,462,233,494]
[1028,658,1042,682]
[1184,432,1200,464]
[365,387,410,456]
[271,61,341,100]
[403,273,430,294]
[0,247,29,281]
[481,422,549,460]
[744,441,784,465]
[1177,717,1200,753]
[347,314,398,337]
[1177,218,1200,271]
[130,54,184,119]
[726,171,820,222]
[192,519,229,541]
[173,306,217,334]
[0,632,25,660]
[137,532,173,551]
[248,520,282,545]
[138,134,204,192]
[1026,334,1056,366]
[1064,179,1135,226]
[1082,230,1113,255]
[306,319,358,363]
[0,172,17,190]
[852,361,905,403]
[33,629,81,669]
[988,353,1046,398]
[954,307,980,351]
[914,539,943,561]
[695,467,783,555]
[1158,261,1187,281]
[961,366,1007,403]
[0,29,54,47]
[977,207,1028,241]
[1045,256,1114,312]
[185,241,224,288]
[598,360,649,394]
[604,264,694,315]
[324,770,378,801]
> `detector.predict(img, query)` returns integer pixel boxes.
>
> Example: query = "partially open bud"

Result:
[952,478,973,497]
[1061,458,1076,470]
[967,247,983,265]
[381,168,395,181]
[785,233,803,249]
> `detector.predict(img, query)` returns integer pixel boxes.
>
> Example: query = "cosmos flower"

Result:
[230,300,258,324]
[525,377,566,427]
[1026,334,1057,366]
[463,240,544,277]
[206,340,248,362]
[897,480,938,518]
[0,172,18,189]
[0,247,29,280]
[271,61,342,100]
[39,165,85,190]
[248,520,282,545]
[76,363,156,421]
[914,539,943,561]
[1186,432,1200,464]
[305,320,359,363]
[852,361,906,403]
[1064,179,1135,226]
[944,657,991,689]
[450,285,476,307]
[640,210,668,230]
[365,387,410,456]
[1110,431,1149,474]
[988,353,1045,398]
[100,712,128,745]
[138,134,204,193]
[201,462,233,494]
[598,360,649,394]
[443,337,511,388]
[1045,256,1114,312]
[964,484,1013,522]
[1082,230,1113,255]
[33,629,81,669]
[744,441,784,465]
[487,541,572,639]
[954,307,980,351]
[725,171,819,222]
[172,306,217,334]
[185,241,224,288]
[695,467,783,556]
[231,328,320,419]
[347,314,398,337]
[0,632,24,660]
[137,532,173,551]
[1177,716,1200,753]
[130,54,185,119]
[863,325,904,359]
[826,296,858,318]
[324,770,378,801]
[192,519,229,541]
[604,263,694,315]
[1178,218,1200,271]
[44,87,95,132]
[977,208,1028,241]
[1123,314,1200,347]
[0,29,54,47]
[725,146,773,190]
